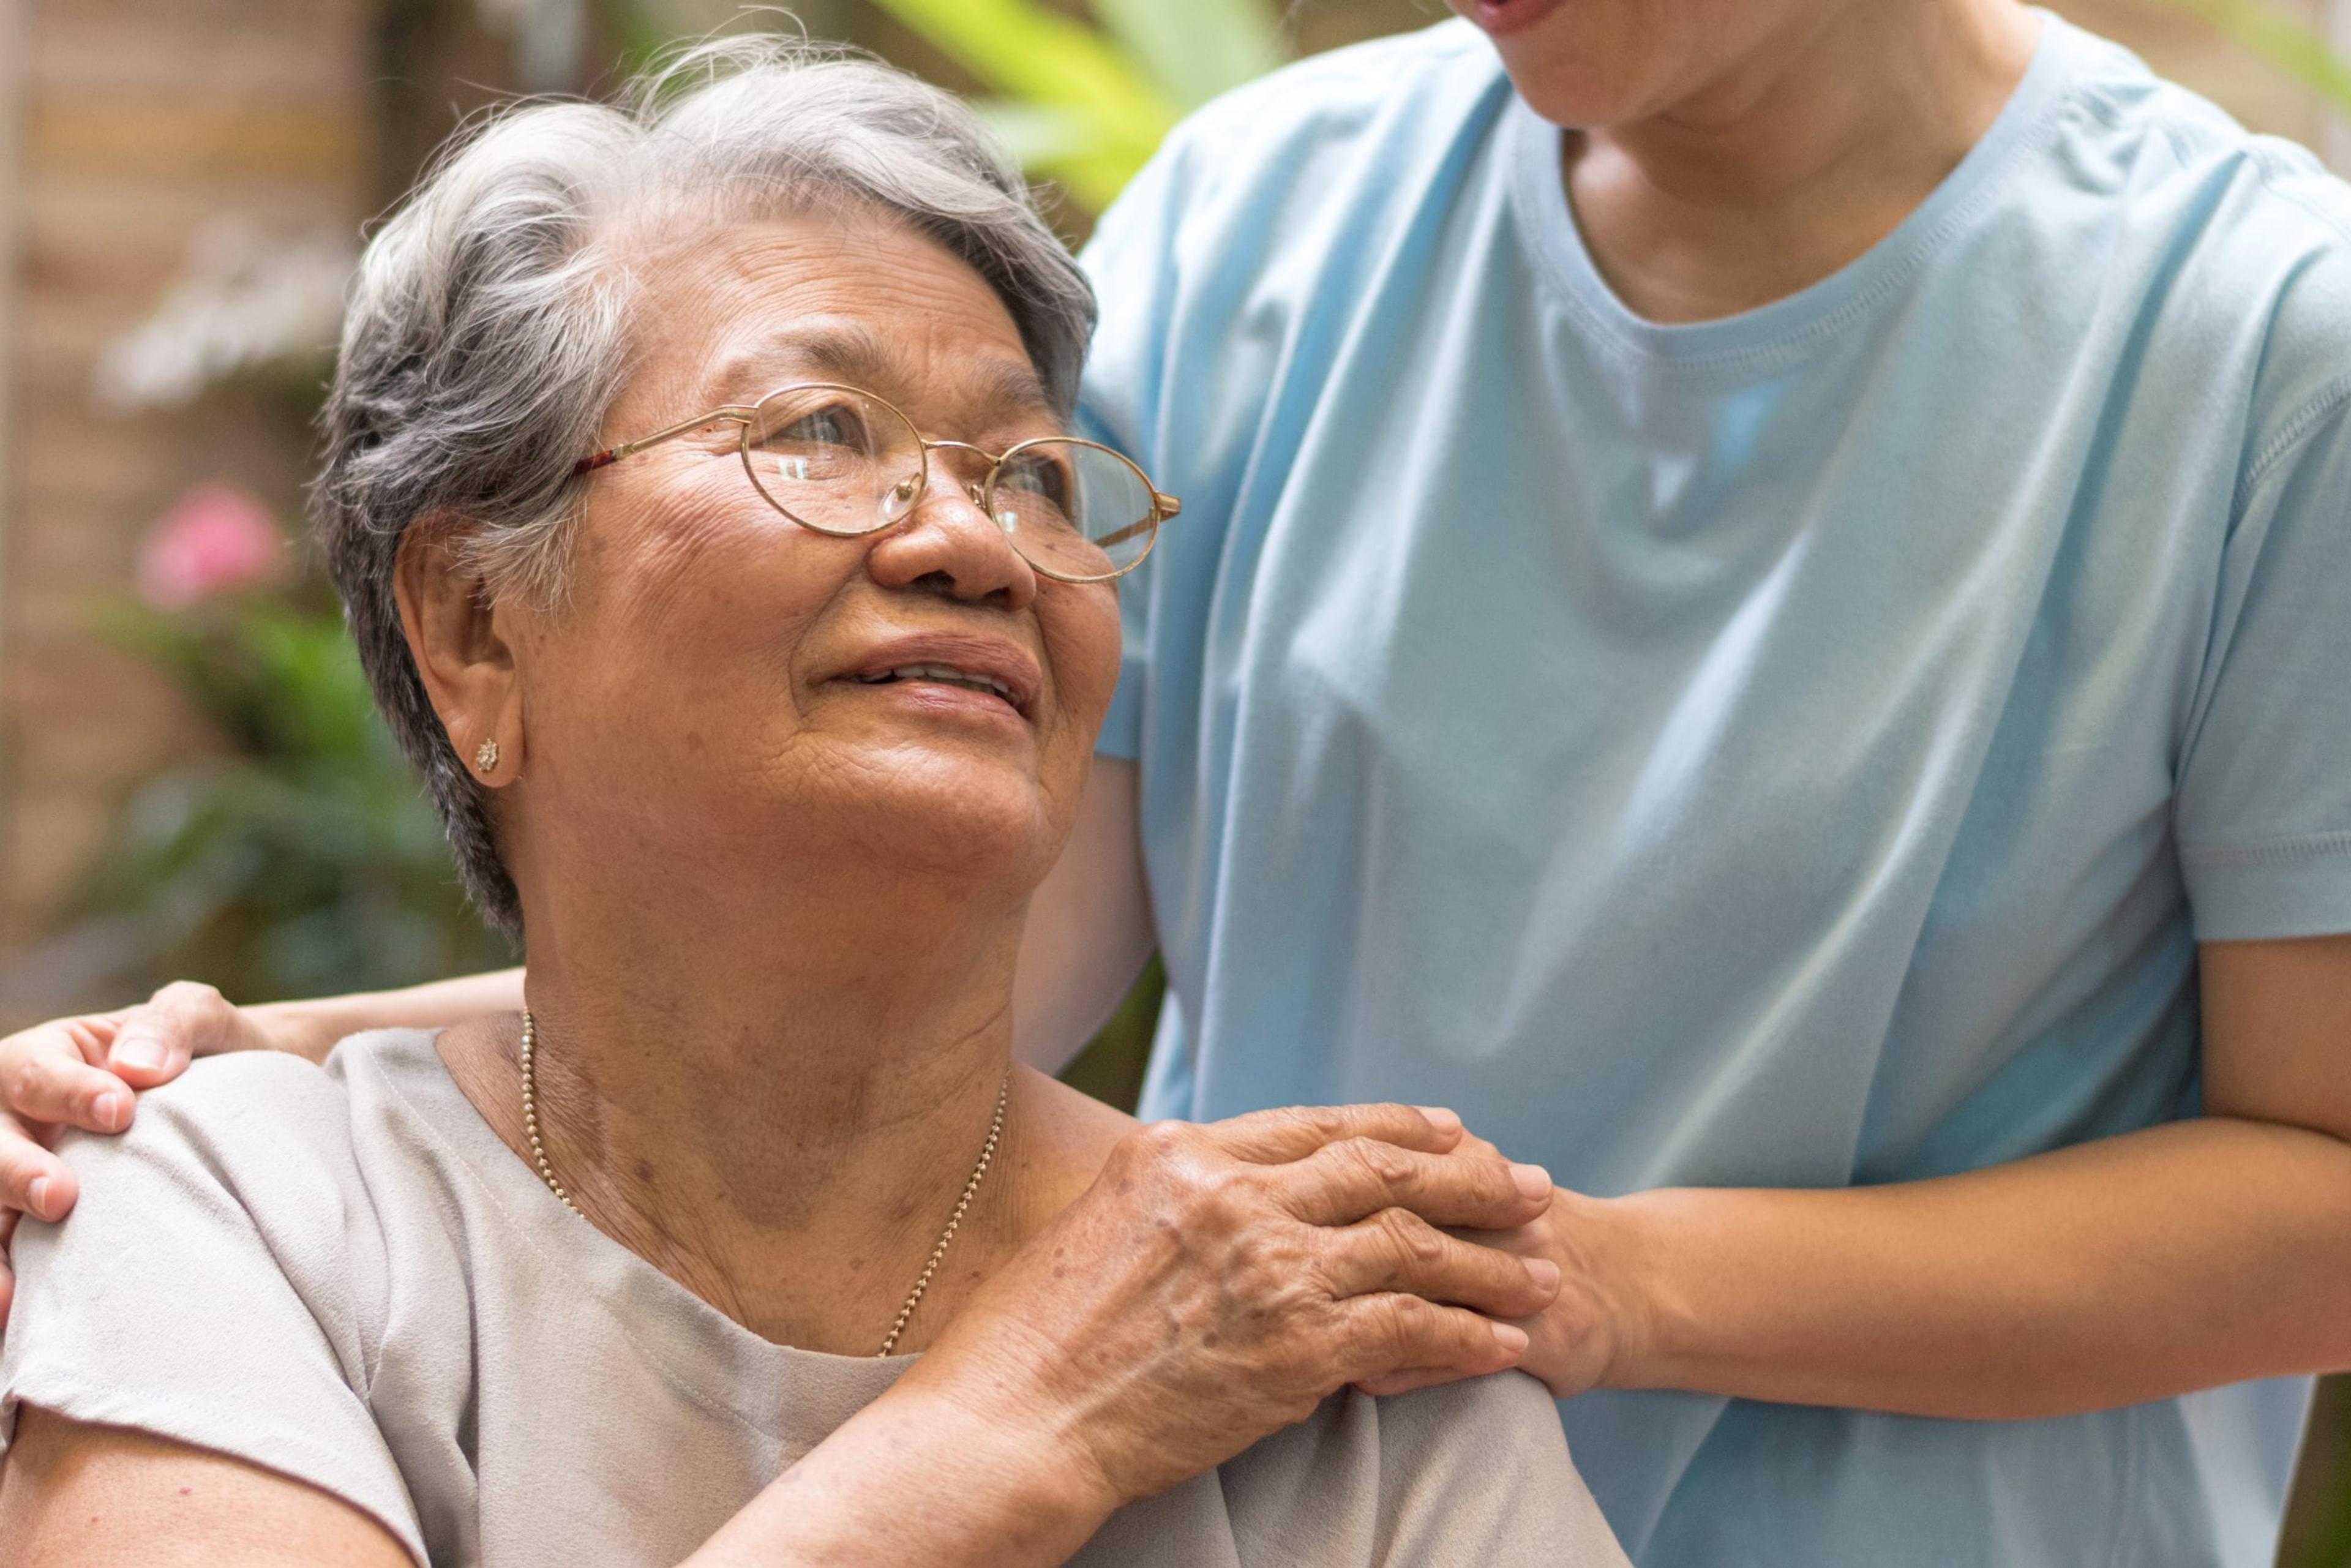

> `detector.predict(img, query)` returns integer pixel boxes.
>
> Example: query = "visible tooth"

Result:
[862,663,1017,703]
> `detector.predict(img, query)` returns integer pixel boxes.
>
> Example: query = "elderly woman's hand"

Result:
[896,1102,1561,1514]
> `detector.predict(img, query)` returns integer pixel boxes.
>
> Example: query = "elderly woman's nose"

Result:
[864,470,1039,607]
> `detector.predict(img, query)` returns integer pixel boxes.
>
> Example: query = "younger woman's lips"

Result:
[1469,0,1567,37]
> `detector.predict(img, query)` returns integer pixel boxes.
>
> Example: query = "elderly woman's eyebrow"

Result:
[969,359,1057,422]
[710,324,1056,421]
[702,323,895,402]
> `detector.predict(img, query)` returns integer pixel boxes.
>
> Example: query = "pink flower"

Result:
[137,484,288,609]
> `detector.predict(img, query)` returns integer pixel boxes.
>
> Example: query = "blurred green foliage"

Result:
[863,0,1282,209]
[84,591,509,1004]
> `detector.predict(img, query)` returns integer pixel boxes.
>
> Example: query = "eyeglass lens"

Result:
[740,386,1158,580]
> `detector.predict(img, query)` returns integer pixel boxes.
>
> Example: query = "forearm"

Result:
[1013,756,1153,1074]
[686,1373,1114,1568]
[250,968,526,1063]
[1602,1116,2351,1418]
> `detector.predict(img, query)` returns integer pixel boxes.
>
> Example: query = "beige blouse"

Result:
[1,1029,1628,1567]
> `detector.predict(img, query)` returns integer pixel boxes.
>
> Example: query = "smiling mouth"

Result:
[853,663,1022,707]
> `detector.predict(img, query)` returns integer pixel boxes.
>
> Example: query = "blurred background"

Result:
[0,0,2343,1558]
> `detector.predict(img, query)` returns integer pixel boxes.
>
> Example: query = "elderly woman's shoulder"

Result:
[1164,1370,1627,1567]
[59,1027,437,1219]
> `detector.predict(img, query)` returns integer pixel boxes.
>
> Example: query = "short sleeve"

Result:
[0,1054,424,1564]
[2175,387,2351,939]
[1209,1374,1630,1566]
[1356,1376,1630,1566]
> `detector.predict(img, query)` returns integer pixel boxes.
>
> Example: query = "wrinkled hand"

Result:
[902,1103,1562,1514]
[0,982,285,1322]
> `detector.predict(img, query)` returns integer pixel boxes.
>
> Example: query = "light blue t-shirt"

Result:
[1079,14,2351,1567]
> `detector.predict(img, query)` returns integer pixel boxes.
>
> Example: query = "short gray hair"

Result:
[315,38,1097,939]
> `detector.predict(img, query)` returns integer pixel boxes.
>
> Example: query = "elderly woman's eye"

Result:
[772,402,869,450]
[740,388,928,528]
[996,450,1073,510]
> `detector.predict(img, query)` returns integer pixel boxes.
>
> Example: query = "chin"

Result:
[821,748,1064,884]
[1451,1,1695,130]
[1491,36,1672,128]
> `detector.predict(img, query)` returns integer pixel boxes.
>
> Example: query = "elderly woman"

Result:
[0,47,1628,1568]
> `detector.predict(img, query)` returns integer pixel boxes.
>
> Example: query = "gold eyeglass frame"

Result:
[572,380,1181,584]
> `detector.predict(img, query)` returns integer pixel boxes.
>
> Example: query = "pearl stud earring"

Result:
[474,738,500,774]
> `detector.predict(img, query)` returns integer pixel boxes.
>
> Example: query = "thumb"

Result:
[105,981,234,1087]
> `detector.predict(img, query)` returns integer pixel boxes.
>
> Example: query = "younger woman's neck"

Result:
[1565,0,2040,322]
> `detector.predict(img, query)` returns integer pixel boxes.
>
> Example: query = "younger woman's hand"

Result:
[900,1102,1563,1518]
[0,982,292,1323]
[1433,1178,1657,1403]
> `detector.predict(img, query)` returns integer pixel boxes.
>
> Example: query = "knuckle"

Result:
[1127,1119,1193,1162]
[1376,1207,1443,1266]
[151,980,225,1015]
[1476,1153,1520,1202]
[1,1053,55,1114]
[1191,1164,1259,1227]
[1371,1292,1423,1356]
[1338,1137,1412,1185]
[1299,1105,1349,1142]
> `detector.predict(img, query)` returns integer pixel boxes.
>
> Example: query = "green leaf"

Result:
[864,0,1179,148]
[1089,0,1285,109]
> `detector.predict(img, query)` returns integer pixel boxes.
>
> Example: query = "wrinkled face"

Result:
[500,213,1120,905]
[1447,0,1835,127]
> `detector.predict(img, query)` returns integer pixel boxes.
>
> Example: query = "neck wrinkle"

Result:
[494,850,1032,1351]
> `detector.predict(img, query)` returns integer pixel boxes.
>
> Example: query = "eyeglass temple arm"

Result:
[1089,495,1182,551]
[572,407,760,476]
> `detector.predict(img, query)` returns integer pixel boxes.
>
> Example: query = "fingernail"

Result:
[112,1030,167,1074]
[1510,1163,1552,1200]
[1523,1257,1561,1291]
[92,1090,128,1132]
[1415,1106,1462,1134]
[1490,1322,1530,1355]
[26,1177,51,1220]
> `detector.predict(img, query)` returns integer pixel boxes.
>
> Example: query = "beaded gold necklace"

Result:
[518,1008,1008,1357]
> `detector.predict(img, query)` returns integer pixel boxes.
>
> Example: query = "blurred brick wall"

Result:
[0,0,369,950]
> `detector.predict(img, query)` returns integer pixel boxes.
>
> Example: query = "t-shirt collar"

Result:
[1506,7,2080,379]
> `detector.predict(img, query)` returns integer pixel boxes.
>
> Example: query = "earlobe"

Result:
[393,520,525,786]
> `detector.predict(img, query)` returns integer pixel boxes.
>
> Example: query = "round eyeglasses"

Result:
[573,382,1180,583]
